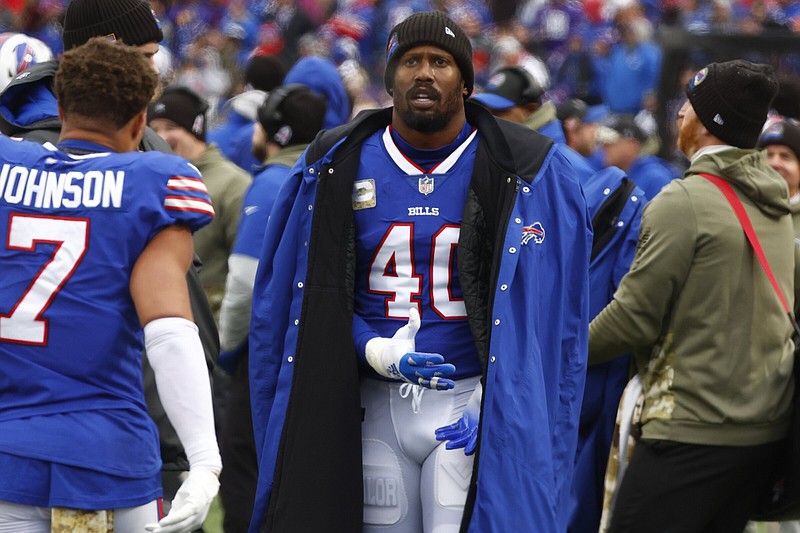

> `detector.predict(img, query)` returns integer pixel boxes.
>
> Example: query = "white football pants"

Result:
[361,375,480,533]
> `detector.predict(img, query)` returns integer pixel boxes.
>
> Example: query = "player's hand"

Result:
[145,469,219,533]
[365,308,456,390]
[435,382,482,455]
[393,351,456,390]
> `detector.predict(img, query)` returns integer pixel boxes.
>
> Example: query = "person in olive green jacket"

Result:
[149,86,252,316]
[589,60,795,533]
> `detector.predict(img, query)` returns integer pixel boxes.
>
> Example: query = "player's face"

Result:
[391,45,466,134]
[150,118,198,159]
[676,100,703,159]
[766,145,800,197]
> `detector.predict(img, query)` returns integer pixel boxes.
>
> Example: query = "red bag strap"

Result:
[700,173,800,336]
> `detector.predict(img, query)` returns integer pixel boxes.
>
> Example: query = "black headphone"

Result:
[257,83,309,138]
[498,65,545,103]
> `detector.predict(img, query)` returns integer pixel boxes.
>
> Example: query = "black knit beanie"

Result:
[384,11,474,97]
[685,60,778,148]
[759,119,800,161]
[149,86,209,141]
[62,0,164,50]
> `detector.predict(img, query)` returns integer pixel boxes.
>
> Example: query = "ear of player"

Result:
[364,307,456,390]
[435,382,482,455]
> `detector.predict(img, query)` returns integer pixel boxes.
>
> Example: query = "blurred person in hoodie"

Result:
[284,54,352,129]
[208,54,288,173]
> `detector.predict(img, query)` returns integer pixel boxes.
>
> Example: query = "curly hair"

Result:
[55,37,158,130]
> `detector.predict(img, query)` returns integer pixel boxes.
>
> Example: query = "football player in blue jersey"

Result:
[248,10,592,533]
[0,0,223,516]
[0,38,220,532]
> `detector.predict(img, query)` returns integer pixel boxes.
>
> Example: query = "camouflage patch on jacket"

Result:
[642,333,676,423]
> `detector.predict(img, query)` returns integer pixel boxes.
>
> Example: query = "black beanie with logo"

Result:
[62,0,164,50]
[685,60,778,149]
[384,10,474,97]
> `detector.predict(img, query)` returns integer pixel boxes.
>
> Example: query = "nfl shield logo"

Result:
[418,176,434,195]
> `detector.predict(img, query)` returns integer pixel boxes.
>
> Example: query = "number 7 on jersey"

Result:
[1,214,89,345]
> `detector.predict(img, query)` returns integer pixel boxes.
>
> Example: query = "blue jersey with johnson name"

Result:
[0,136,213,508]
[353,126,482,380]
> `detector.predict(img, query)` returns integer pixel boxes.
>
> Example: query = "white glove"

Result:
[365,308,456,390]
[145,469,219,533]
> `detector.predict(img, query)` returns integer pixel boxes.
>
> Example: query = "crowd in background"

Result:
[2,0,799,147]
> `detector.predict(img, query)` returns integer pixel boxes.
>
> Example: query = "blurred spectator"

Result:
[448,1,493,87]
[284,54,351,129]
[262,0,318,65]
[526,0,588,74]
[149,86,252,317]
[759,118,800,234]
[472,64,597,182]
[153,43,175,91]
[149,0,174,47]
[554,33,603,104]
[338,58,382,118]
[319,0,377,73]
[593,3,661,114]
[20,0,63,56]
[173,31,232,117]
[681,0,738,34]
[220,0,260,60]
[557,98,609,157]
[168,0,223,60]
[209,54,288,173]
[773,76,800,120]
[594,113,678,200]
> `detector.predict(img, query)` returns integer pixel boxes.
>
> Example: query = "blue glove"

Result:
[393,351,456,391]
[365,308,456,391]
[435,382,482,455]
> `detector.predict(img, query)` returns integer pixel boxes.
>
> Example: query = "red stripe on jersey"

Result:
[164,195,215,217]
[167,175,208,193]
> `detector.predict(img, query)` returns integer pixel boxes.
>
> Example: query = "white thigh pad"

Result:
[362,439,407,526]
[434,444,474,509]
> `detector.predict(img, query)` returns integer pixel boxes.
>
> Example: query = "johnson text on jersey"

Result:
[0,163,124,209]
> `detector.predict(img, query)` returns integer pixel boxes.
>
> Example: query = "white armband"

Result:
[144,317,222,475]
